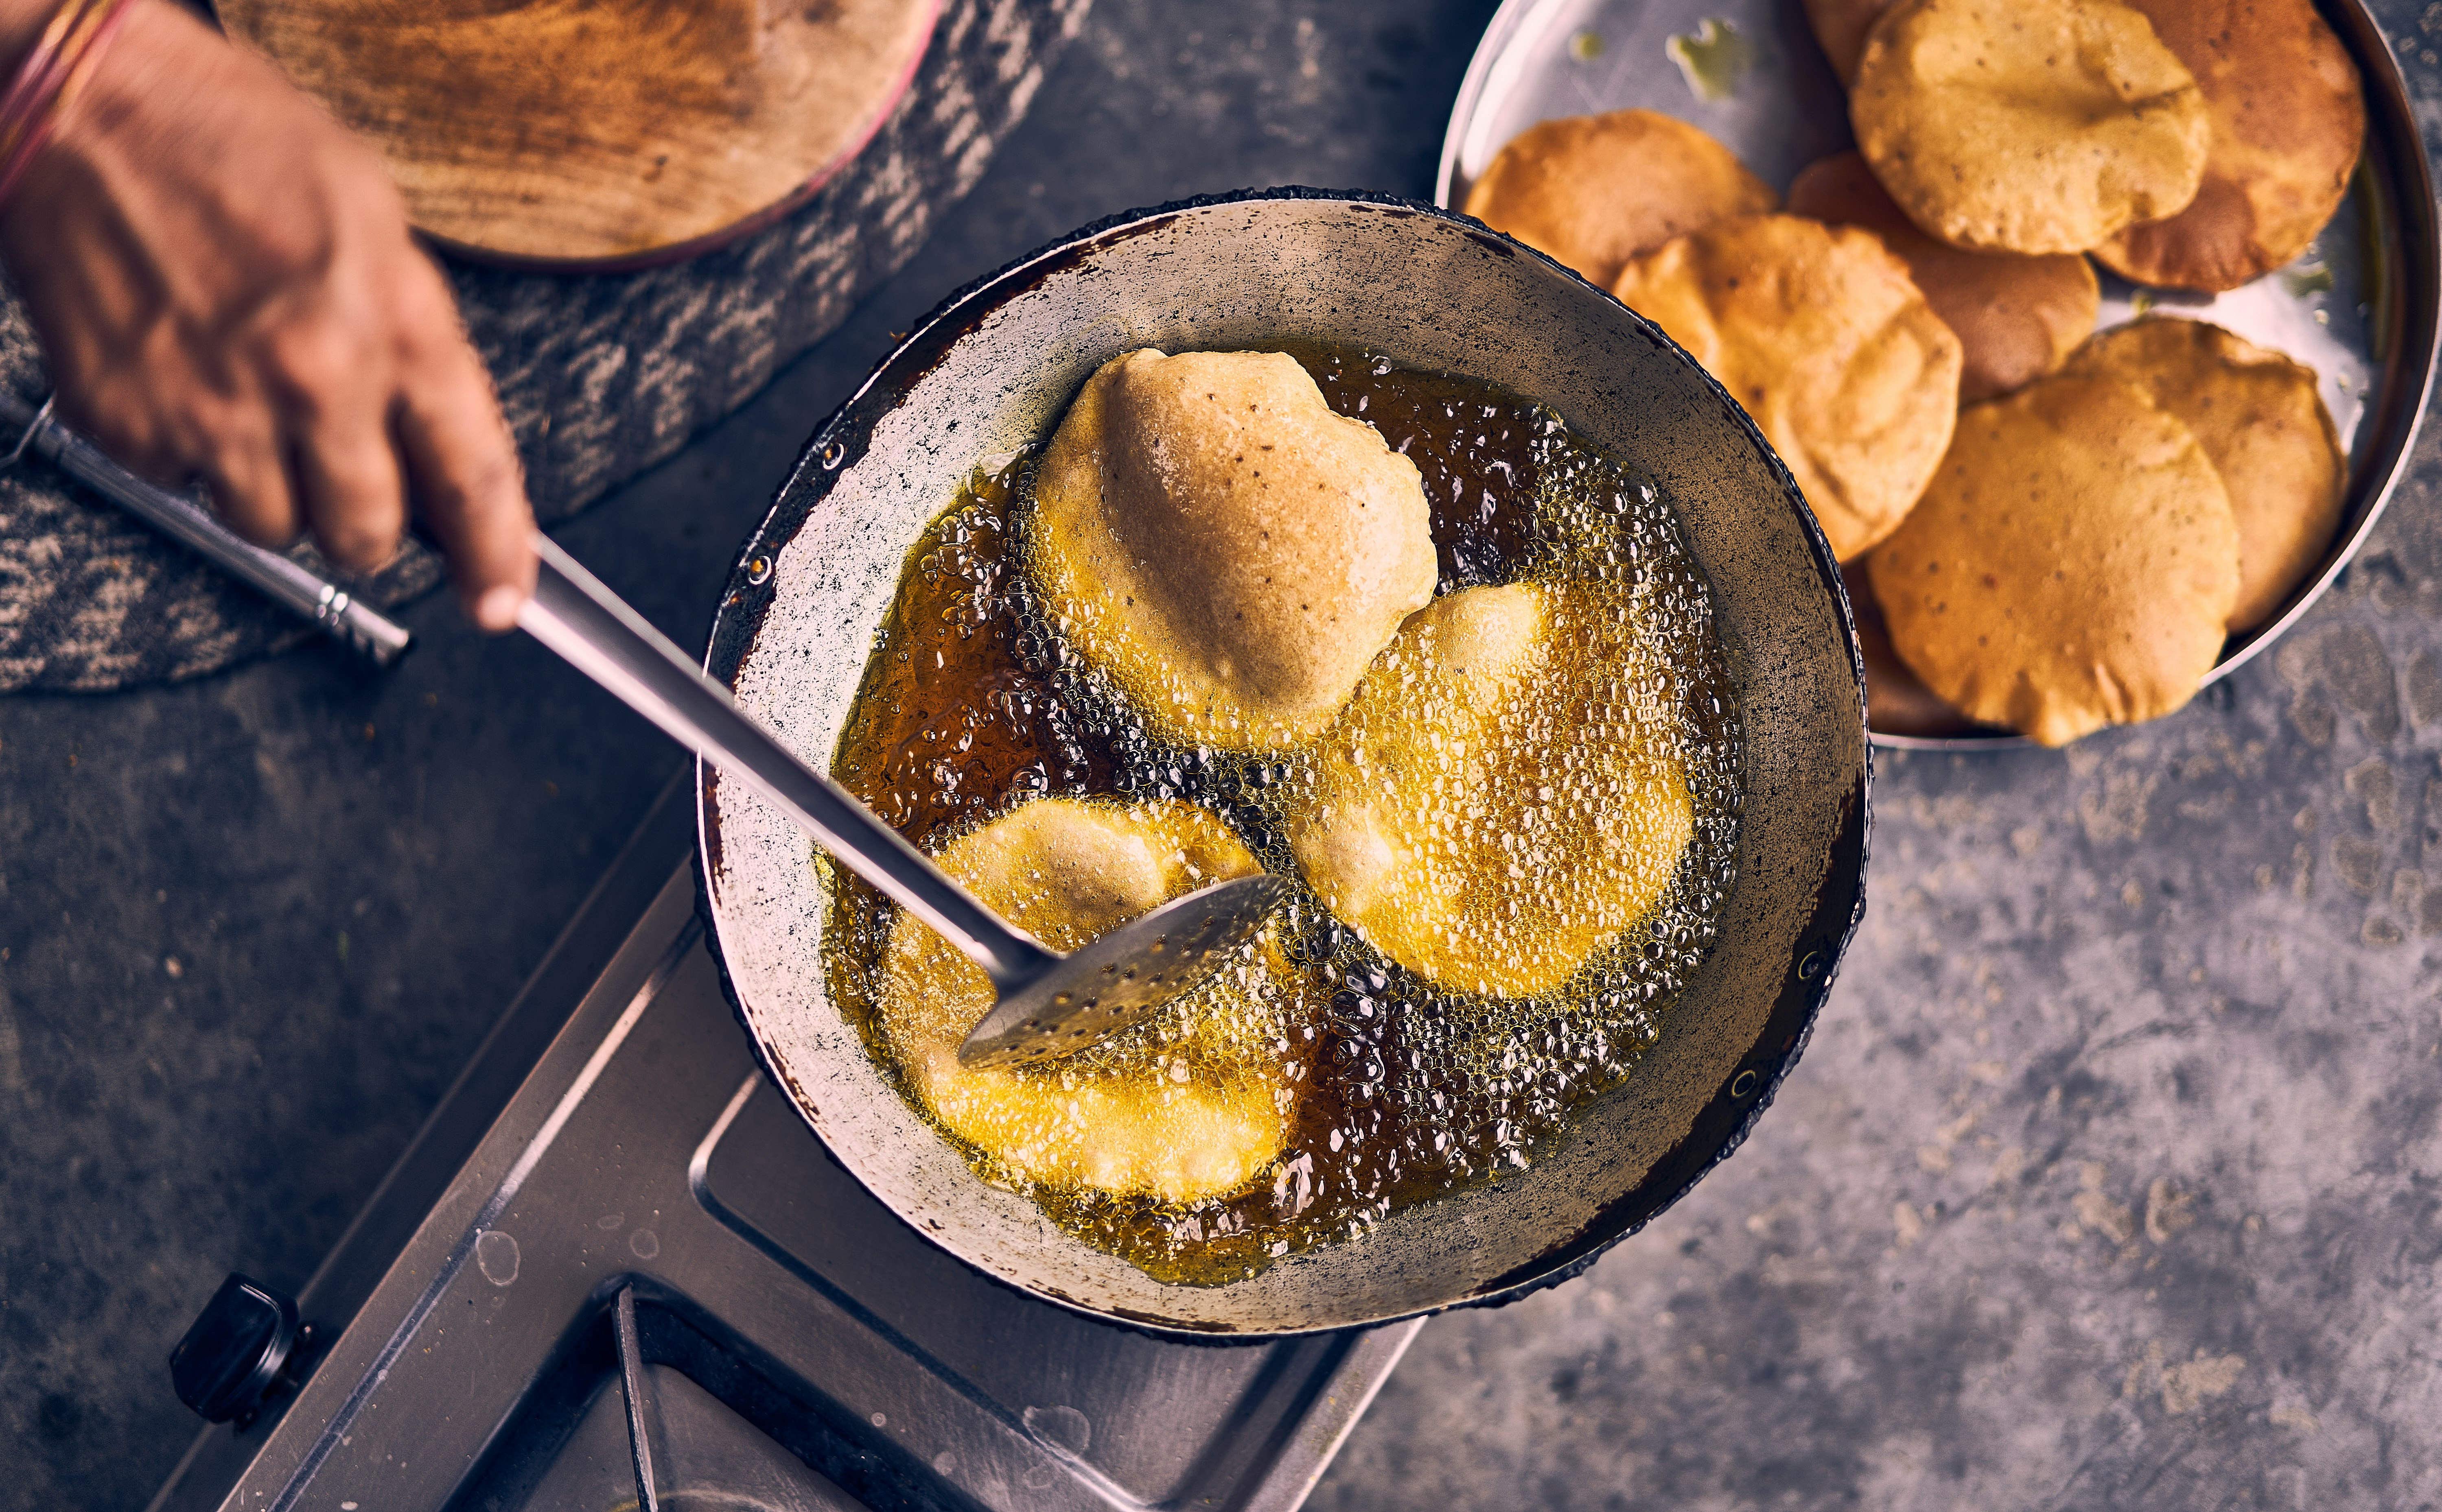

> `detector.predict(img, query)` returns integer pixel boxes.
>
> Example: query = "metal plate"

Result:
[1438,0,2442,749]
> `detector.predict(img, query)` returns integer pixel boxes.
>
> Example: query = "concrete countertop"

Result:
[4,2,2439,1508]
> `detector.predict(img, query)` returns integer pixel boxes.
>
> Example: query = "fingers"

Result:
[263,317,411,575]
[292,415,408,575]
[197,420,305,554]
[188,343,405,572]
[62,333,402,571]
[392,279,534,633]
[55,370,312,551]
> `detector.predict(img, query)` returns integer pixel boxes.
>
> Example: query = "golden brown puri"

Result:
[1868,371,2239,747]
[1027,350,1438,752]
[1851,0,2209,256]
[877,798,1309,1204]
[1611,214,1963,562]
[2094,0,2364,291]
[1802,0,1897,84]
[2065,319,2344,631]
[1838,560,1992,738]
[1462,109,1780,287]
[1789,151,2099,404]
[1287,583,1694,999]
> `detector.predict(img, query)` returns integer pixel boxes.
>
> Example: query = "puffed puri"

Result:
[1850,0,2210,257]
[2063,318,2344,633]
[876,796,1310,1205]
[1286,581,1696,999]
[1025,350,1440,753]
[1610,213,1964,562]
[1787,150,2098,406]
[2092,0,2365,293]
[1460,108,1781,288]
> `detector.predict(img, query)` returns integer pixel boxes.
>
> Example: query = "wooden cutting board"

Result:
[218,0,938,269]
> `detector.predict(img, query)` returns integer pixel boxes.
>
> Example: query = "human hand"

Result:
[0,0,535,629]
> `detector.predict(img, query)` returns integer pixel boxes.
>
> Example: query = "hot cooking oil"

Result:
[823,345,1742,1285]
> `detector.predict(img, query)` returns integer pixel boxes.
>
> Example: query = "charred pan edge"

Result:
[691,186,1871,1338]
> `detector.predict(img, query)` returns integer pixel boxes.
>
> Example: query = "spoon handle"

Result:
[518,531,1058,990]
[0,391,414,666]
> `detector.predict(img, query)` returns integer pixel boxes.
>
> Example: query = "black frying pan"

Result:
[695,189,1869,1335]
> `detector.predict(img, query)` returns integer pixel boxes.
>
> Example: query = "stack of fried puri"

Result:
[1466,0,2366,742]
[1831,0,2361,286]
[1819,0,2358,740]
[2095,0,2367,291]
[1787,152,2098,406]
[2065,320,2344,632]
[1464,108,2117,567]
[1867,367,2238,748]
[1466,112,1963,562]
[1869,318,2343,745]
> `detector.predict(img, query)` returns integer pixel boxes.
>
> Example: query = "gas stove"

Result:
[147,778,1416,1512]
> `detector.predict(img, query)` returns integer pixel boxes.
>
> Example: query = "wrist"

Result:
[2,0,155,204]
[0,0,57,76]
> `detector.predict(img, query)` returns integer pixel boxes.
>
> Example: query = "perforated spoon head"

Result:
[956,874,1292,1071]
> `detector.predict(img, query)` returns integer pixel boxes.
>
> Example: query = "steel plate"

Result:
[1438,0,2441,749]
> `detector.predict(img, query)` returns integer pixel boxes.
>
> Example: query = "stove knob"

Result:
[169,1273,302,1425]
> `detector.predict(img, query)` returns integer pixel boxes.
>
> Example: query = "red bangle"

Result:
[0,0,132,211]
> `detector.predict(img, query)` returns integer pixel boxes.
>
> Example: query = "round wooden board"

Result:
[219,0,939,269]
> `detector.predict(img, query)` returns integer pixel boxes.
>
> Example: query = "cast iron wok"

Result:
[694,188,1870,1336]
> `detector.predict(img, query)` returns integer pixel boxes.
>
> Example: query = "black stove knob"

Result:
[170,1273,302,1425]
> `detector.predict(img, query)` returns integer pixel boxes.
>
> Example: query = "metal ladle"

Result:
[520,532,1288,1070]
[0,383,1274,1069]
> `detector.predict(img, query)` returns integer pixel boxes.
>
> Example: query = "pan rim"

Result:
[691,185,1871,1337]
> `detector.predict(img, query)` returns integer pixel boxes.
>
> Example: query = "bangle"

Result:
[0,0,133,212]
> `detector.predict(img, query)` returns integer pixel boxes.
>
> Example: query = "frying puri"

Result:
[1026,349,1438,753]
[1462,108,1780,288]
[830,345,1747,1281]
[1850,0,2209,256]
[1611,213,1963,561]
[2065,318,2344,631]
[2094,0,2364,292]
[1287,581,1695,1000]
[875,796,1311,1205]
[1869,370,2239,747]
[1788,151,2098,404]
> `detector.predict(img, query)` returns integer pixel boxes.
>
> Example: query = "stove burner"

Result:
[151,783,1415,1512]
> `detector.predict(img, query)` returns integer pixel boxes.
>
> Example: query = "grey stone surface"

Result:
[3,2,2439,1511]
[1315,555,2442,1508]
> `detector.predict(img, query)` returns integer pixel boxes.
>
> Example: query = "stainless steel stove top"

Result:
[149,781,1416,1512]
